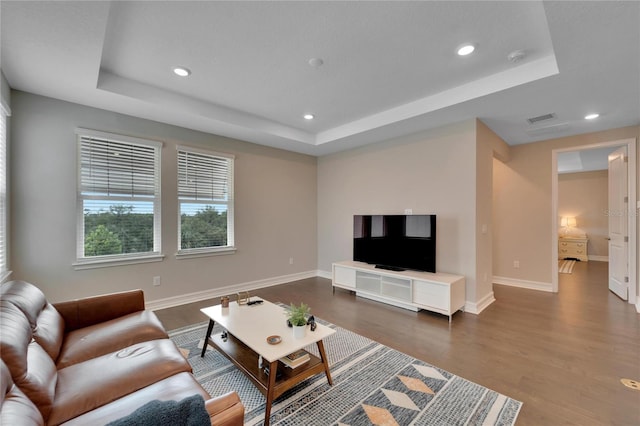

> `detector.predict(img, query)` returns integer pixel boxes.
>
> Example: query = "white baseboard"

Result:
[146,270,318,311]
[493,276,553,292]
[317,269,332,280]
[147,270,560,315]
[636,296,640,314]
[588,255,608,262]
[464,291,495,314]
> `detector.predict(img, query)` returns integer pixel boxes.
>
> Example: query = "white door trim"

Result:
[551,138,637,305]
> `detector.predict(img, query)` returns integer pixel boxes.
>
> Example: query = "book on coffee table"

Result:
[280,350,310,368]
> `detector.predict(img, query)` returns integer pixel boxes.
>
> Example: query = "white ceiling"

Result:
[1,1,638,156]
[557,146,620,174]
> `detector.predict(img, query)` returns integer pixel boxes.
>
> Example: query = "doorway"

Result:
[551,138,637,304]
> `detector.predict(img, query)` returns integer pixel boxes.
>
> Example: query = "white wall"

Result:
[10,91,318,304]
[317,120,481,303]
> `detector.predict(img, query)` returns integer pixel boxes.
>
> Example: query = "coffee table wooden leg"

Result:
[200,319,215,358]
[264,360,278,426]
[316,340,333,385]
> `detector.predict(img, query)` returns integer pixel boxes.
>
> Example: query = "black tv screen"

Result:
[353,215,436,273]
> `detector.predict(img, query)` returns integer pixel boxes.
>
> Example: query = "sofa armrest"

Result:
[205,392,244,426]
[53,290,146,332]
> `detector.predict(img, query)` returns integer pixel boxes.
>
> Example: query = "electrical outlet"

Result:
[289,257,294,265]
[404,209,413,215]
[153,276,161,286]
[513,260,520,269]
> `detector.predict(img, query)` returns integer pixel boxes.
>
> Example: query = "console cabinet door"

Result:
[413,280,449,311]
[356,271,381,293]
[334,266,356,289]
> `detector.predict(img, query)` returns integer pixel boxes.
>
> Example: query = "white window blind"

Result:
[76,129,162,261]
[0,108,8,280]
[177,146,234,252]
[80,138,157,198]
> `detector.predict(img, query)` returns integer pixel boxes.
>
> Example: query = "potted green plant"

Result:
[288,302,310,339]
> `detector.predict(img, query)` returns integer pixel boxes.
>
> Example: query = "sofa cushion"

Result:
[33,304,65,361]
[54,289,146,332]
[0,301,58,421]
[48,339,192,426]
[59,372,210,426]
[0,281,47,328]
[18,342,58,421]
[0,301,32,375]
[1,281,65,361]
[1,360,45,426]
[56,310,169,369]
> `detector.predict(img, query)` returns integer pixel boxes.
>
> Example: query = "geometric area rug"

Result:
[169,318,522,426]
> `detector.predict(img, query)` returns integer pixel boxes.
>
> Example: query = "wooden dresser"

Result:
[558,237,588,261]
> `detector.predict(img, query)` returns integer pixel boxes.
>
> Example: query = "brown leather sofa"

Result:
[0,280,244,425]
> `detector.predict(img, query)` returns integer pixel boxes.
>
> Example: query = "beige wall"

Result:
[317,120,483,303]
[493,126,639,288]
[558,170,609,258]
[9,88,639,310]
[475,120,510,302]
[10,91,318,303]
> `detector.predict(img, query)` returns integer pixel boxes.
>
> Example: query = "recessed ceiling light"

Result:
[457,44,475,56]
[308,58,324,68]
[584,113,600,120]
[173,67,191,77]
[303,114,314,120]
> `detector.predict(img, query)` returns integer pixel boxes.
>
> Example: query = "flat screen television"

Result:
[353,214,436,273]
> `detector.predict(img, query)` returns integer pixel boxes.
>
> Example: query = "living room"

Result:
[1,1,639,425]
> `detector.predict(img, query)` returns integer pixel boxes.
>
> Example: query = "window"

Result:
[75,129,162,267]
[0,104,9,281]
[177,146,234,256]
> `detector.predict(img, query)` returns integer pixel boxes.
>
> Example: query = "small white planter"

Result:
[292,324,306,339]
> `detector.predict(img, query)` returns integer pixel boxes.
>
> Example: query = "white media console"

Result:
[332,261,466,323]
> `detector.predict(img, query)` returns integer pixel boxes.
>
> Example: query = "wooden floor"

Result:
[155,261,640,425]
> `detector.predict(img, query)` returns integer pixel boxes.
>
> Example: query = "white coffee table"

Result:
[200,298,335,426]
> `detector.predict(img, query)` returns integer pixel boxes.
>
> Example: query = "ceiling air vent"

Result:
[527,113,556,125]
[525,122,570,137]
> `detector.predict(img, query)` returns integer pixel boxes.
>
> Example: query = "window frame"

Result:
[176,145,235,259]
[73,128,163,269]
